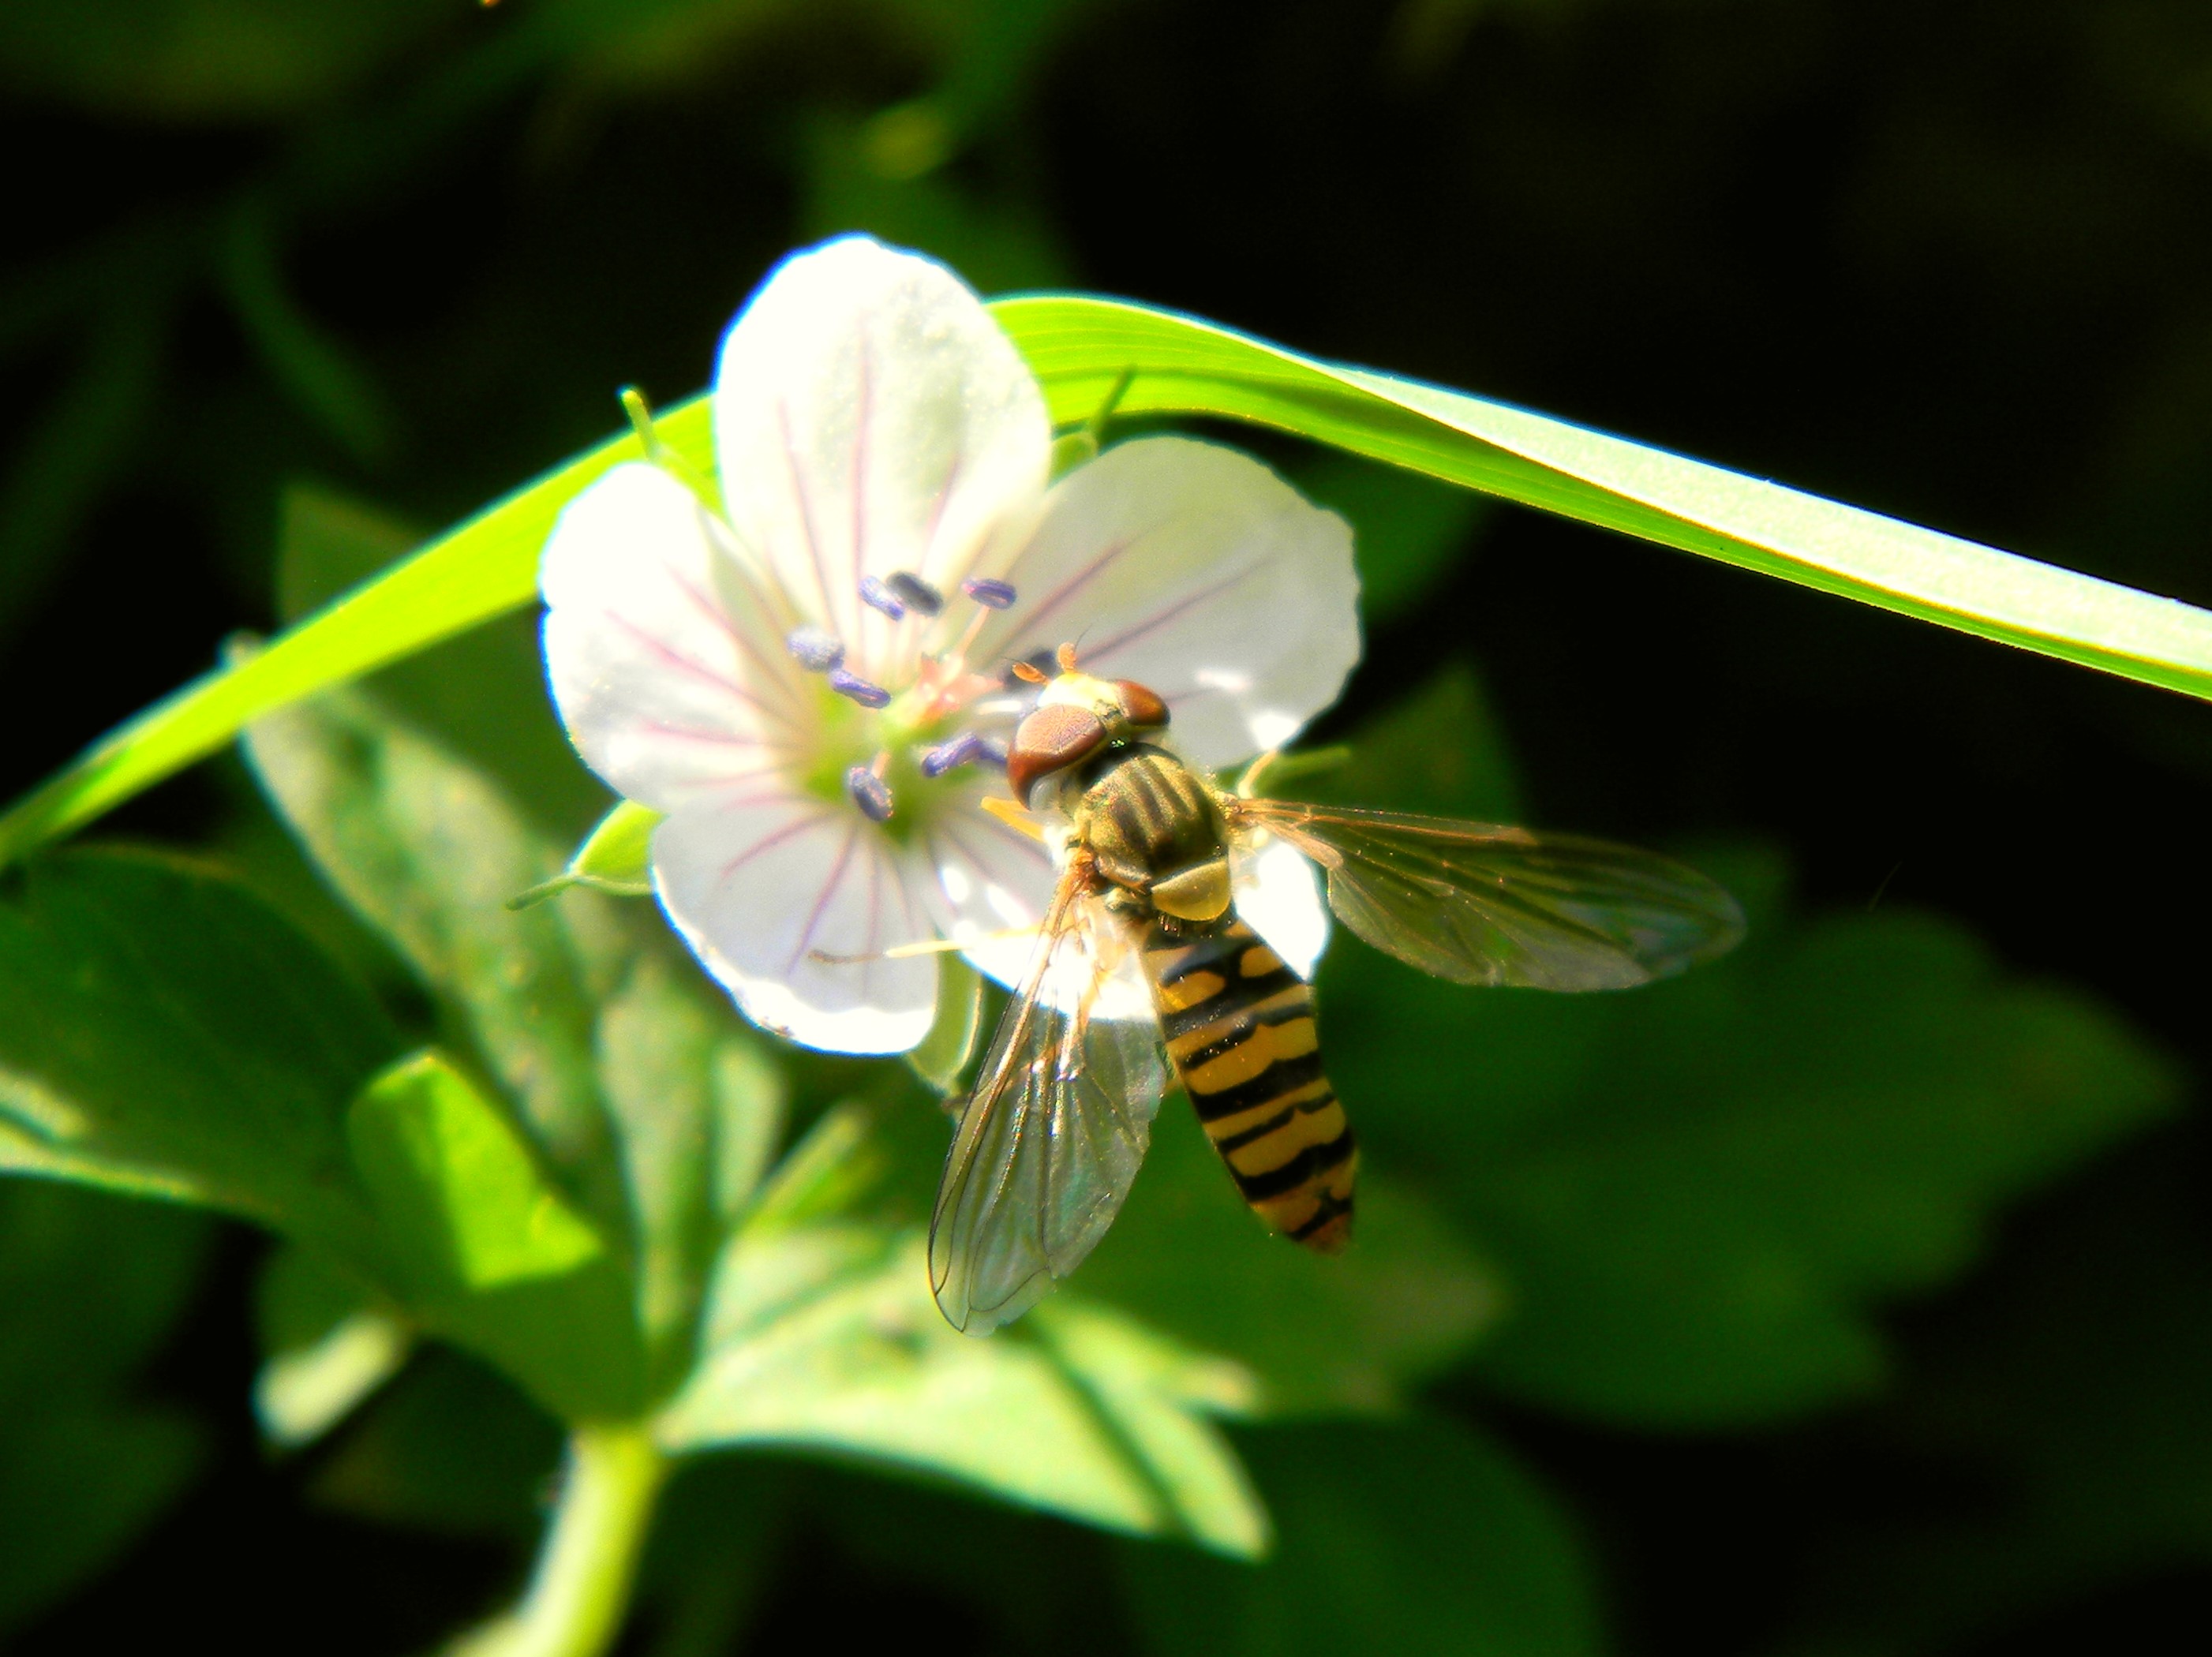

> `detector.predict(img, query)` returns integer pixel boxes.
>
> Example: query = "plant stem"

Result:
[447,1421,670,1657]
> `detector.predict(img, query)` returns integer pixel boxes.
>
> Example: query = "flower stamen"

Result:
[961,576,1017,610]
[829,667,892,708]
[919,731,980,777]
[887,571,944,615]
[846,764,895,821]
[859,574,906,619]
[786,627,844,671]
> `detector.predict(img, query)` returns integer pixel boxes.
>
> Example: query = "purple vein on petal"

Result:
[788,820,862,972]
[999,527,1150,642]
[639,719,796,754]
[662,563,807,722]
[717,809,828,881]
[1080,559,1269,662]
[608,612,792,730]
[921,448,965,570]
[778,396,840,638]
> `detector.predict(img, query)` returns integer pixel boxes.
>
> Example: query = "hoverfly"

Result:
[929,645,1744,1334]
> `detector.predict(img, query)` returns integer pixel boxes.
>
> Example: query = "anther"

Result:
[975,735,1009,769]
[887,571,944,616]
[785,627,844,672]
[859,575,905,619]
[828,668,892,709]
[845,766,895,822]
[920,731,981,777]
[961,576,1017,609]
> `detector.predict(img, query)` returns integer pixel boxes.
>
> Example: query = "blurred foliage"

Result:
[4,1,2212,1655]
[0,1182,209,1632]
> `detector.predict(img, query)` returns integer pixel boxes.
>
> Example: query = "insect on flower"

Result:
[540,234,1357,1056]
[924,650,1746,1334]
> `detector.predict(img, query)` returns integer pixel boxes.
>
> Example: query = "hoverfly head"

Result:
[1004,648,1172,806]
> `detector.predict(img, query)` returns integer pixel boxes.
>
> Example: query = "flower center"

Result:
[783,571,1024,840]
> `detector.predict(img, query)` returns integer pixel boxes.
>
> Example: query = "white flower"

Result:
[540,236,1361,1054]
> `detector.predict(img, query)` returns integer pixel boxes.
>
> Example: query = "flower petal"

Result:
[541,462,811,814]
[978,436,1361,769]
[1231,832,1331,981]
[926,802,1155,1021]
[714,236,1051,685]
[653,798,938,1055]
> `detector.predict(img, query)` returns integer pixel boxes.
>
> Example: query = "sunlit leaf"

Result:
[0,847,399,1259]
[1118,1417,1603,1657]
[344,1049,642,1424]
[250,684,791,1401]
[657,1227,1268,1558]
[350,1050,608,1293]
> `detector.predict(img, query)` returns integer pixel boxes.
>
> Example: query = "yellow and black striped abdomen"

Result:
[1143,915,1356,1252]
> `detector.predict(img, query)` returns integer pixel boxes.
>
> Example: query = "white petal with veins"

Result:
[713,235,1051,684]
[976,436,1360,769]
[653,798,939,1055]
[541,462,809,814]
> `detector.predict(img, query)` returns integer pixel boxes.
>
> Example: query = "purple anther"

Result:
[828,668,892,709]
[859,574,905,620]
[919,731,981,778]
[961,576,1017,610]
[785,627,844,672]
[974,735,1010,769]
[886,571,944,616]
[845,766,895,822]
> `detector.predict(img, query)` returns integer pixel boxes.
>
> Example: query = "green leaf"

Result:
[347,1049,642,1423]
[1117,1416,1603,1657]
[13,294,2212,865]
[248,683,783,1402]
[1323,854,2179,1427]
[1076,1120,1503,1416]
[245,682,631,1234]
[253,1240,410,1449]
[0,847,399,1258]
[657,1226,1268,1558]
[994,295,2212,698]
[595,951,788,1393]
[310,1348,563,1540]
[350,1051,607,1293]
[275,484,609,837]
[0,1183,211,1632]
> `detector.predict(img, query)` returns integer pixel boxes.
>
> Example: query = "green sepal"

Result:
[509,799,664,911]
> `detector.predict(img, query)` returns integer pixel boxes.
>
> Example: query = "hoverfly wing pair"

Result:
[928,797,1746,1335]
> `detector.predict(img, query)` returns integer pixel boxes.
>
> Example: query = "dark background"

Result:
[5,2,2211,1652]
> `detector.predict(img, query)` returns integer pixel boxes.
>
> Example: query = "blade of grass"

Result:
[6,292,2210,866]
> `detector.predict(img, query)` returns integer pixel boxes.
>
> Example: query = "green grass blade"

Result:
[994,295,2212,698]
[7,290,2210,866]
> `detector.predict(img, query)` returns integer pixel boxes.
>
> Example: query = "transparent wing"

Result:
[928,876,1170,1336]
[1237,798,1746,991]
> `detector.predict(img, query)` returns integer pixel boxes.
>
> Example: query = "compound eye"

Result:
[1113,679,1169,729]
[1005,705,1109,805]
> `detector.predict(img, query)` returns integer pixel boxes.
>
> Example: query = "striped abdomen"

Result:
[1142,915,1357,1251]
